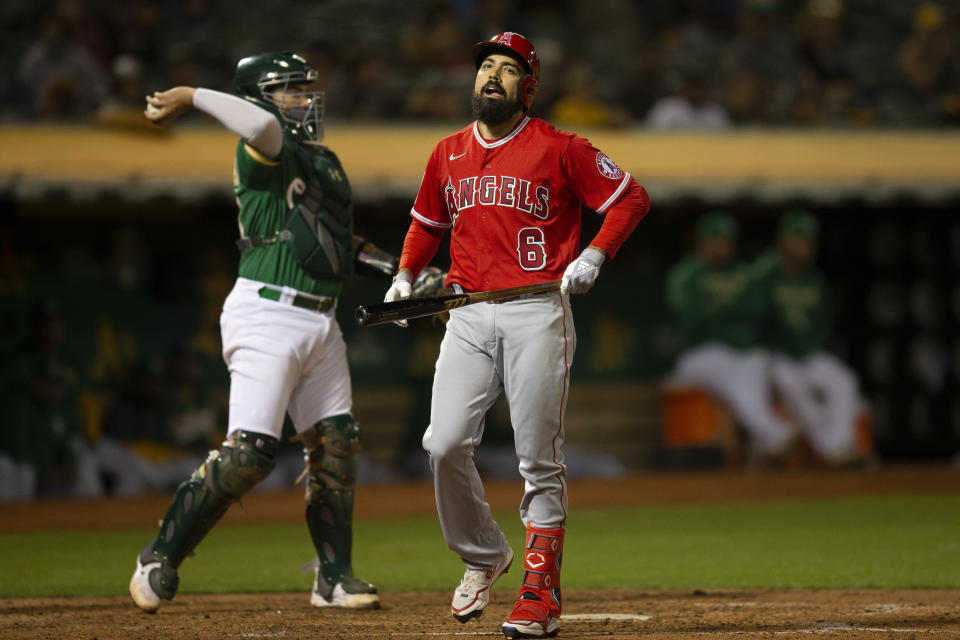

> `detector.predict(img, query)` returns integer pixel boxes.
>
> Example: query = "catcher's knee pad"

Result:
[298,415,361,498]
[297,415,362,593]
[147,430,277,570]
[206,430,278,498]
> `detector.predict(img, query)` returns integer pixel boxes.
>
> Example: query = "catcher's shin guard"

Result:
[141,431,277,588]
[297,415,377,606]
[503,525,564,638]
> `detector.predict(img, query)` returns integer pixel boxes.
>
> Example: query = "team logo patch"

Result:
[526,552,546,569]
[497,33,512,46]
[596,152,623,180]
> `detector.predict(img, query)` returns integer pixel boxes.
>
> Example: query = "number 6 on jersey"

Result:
[517,227,546,270]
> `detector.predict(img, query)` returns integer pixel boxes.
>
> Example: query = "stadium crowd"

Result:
[5,0,960,128]
[4,0,960,501]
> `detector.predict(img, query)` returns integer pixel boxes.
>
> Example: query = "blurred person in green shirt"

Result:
[665,211,794,457]
[753,210,860,465]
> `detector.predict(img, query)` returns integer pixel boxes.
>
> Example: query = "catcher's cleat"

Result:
[310,574,380,609]
[502,591,560,638]
[451,547,514,623]
[129,553,178,613]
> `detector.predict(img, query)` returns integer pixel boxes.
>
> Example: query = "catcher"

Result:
[129,51,443,612]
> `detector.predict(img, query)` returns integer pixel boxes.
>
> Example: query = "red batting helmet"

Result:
[472,32,540,108]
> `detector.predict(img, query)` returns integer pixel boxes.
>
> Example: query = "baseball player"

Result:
[128,52,442,613]
[665,211,795,457]
[753,210,861,465]
[383,33,650,638]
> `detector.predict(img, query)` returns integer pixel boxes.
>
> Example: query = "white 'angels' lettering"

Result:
[449,174,549,219]
[444,177,459,224]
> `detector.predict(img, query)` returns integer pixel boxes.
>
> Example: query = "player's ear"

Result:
[521,76,538,108]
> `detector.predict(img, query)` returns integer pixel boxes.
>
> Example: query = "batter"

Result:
[384,33,650,638]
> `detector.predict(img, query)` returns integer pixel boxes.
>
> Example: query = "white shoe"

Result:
[129,557,162,613]
[502,615,561,638]
[451,548,514,622]
[502,591,560,637]
[310,575,380,609]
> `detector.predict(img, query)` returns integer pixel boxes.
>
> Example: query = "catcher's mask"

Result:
[233,51,325,144]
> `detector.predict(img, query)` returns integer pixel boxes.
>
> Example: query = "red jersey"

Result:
[410,116,634,291]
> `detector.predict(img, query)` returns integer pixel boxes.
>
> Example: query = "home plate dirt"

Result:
[1,588,958,639]
[3,468,959,639]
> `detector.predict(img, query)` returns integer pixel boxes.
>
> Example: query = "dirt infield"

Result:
[2,588,958,639]
[1,466,958,639]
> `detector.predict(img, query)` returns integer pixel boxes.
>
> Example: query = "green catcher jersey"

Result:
[666,256,762,351]
[752,249,831,358]
[232,134,354,298]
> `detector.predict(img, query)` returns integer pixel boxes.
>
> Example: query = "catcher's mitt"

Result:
[411,266,447,298]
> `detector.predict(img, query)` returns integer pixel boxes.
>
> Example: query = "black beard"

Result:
[471,91,522,126]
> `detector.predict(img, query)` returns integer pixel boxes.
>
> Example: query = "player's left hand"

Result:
[560,247,606,295]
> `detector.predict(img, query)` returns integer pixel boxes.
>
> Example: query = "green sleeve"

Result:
[666,257,709,339]
[666,257,698,316]
[234,138,285,192]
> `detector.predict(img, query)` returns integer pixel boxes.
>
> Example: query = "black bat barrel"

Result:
[355,294,467,327]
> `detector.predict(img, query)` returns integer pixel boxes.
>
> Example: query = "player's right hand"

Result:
[384,271,412,327]
[145,87,197,125]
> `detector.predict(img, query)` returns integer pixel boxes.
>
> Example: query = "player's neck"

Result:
[476,111,525,141]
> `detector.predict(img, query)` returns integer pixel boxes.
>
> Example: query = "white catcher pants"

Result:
[423,292,574,569]
[770,351,859,462]
[220,277,352,440]
[668,343,794,455]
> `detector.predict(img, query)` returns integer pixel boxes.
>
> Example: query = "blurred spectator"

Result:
[5,0,960,128]
[753,210,863,466]
[617,42,668,122]
[164,342,223,452]
[339,51,405,120]
[54,0,113,69]
[548,61,631,128]
[898,3,955,91]
[664,211,794,459]
[646,62,731,130]
[2,299,101,499]
[896,2,960,124]
[721,1,798,124]
[791,0,857,124]
[400,3,475,120]
[95,344,215,496]
[96,53,165,133]
[17,12,108,118]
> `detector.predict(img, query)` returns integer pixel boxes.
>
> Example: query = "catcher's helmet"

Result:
[472,32,540,109]
[233,52,324,144]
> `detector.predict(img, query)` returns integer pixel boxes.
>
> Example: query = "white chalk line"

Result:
[783,625,935,635]
[660,626,940,636]
[240,626,948,638]
[564,613,653,621]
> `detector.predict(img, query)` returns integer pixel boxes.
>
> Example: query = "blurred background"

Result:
[2,0,960,500]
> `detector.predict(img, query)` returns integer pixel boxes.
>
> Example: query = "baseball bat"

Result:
[356,281,561,327]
